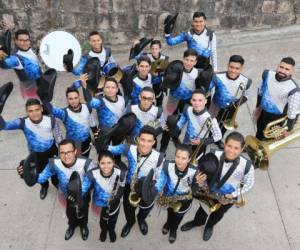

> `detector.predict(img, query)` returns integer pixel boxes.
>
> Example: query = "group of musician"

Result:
[0,11,298,244]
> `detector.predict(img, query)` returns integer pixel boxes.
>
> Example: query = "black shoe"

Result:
[108,229,117,242]
[169,230,177,244]
[162,222,169,235]
[180,221,199,232]
[99,229,107,242]
[121,223,132,238]
[138,220,148,235]
[203,226,214,241]
[40,186,48,200]
[65,227,75,240]
[80,226,89,241]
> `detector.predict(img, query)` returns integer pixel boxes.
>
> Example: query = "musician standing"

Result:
[253,57,300,140]
[209,55,252,137]
[0,29,42,99]
[181,132,254,241]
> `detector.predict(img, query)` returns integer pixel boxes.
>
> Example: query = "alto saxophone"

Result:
[157,191,193,213]
[129,170,141,207]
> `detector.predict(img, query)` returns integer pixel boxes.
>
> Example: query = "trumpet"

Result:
[221,82,246,130]
[245,110,300,170]
[190,117,213,166]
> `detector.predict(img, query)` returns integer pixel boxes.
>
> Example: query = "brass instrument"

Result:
[129,171,141,207]
[150,58,169,74]
[157,191,193,212]
[245,112,300,170]
[222,82,246,130]
[190,117,213,166]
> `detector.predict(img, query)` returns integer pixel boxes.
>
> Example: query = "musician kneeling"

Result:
[82,150,126,242]
[143,144,197,243]
[181,132,254,241]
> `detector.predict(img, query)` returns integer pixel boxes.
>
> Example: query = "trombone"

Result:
[220,82,246,131]
[190,117,213,166]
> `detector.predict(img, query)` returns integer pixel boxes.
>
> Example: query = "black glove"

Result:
[63,49,74,72]
[164,14,178,34]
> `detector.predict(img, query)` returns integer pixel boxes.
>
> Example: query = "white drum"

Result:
[39,31,81,71]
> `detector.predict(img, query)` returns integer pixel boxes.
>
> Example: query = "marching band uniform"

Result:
[256,70,300,139]
[130,73,155,105]
[0,47,42,99]
[209,71,252,135]
[37,156,95,240]
[1,114,62,197]
[82,165,126,242]
[182,149,254,241]
[108,143,165,237]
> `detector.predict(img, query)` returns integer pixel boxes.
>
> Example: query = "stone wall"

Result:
[1,0,300,50]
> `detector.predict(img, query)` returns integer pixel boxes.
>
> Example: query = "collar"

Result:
[190,27,206,36]
[175,164,189,177]
[152,53,161,60]
[138,103,152,112]
[100,167,114,178]
[226,72,240,81]
[62,157,77,168]
[29,116,43,124]
[192,108,206,116]
[17,47,31,52]
[91,47,103,54]
[137,149,152,159]
[68,104,82,113]
[137,74,149,81]
[183,67,193,73]
[104,95,118,103]
[224,156,239,164]
[275,72,292,82]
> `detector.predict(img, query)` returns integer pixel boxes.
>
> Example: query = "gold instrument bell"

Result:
[245,110,300,170]
[150,59,169,74]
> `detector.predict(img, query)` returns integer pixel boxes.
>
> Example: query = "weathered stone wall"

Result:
[1,0,300,49]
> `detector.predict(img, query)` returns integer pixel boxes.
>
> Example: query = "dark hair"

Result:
[137,55,151,66]
[15,29,30,39]
[88,31,101,38]
[139,125,157,139]
[225,131,245,148]
[104,77,119,87]
[25,98,41,108]
[98,150,115,162]
[229,55,245,65]
[175,143,192,156]
[192,88,206,98]
[65,87,79,97]
[140,86,155,96]
[193,12,206,20]
[150,40,162,48]
[58,139,76,150]
[281,57,295,66]
[183,48,198,58]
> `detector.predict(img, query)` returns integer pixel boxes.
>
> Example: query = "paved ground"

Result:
[1,25,300,250]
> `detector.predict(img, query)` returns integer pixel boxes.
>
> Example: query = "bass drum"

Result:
[39,31,81,71]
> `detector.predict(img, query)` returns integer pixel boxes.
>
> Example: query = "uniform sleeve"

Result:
[2,118,22,130]
[52,119,63,144]
[89,97,102,110]
[37,164,55,184]
[232,165,255,198]
[165,32,187,46]
[177,112,187,130]
[108,144,127,156]
[52,107,66,122]
[210,118,222,142]
[210,33,218,71]
[1,55,21,69]
[72,56,88,76]
[287,91,300,120]
[154,166,168,193]
[82,175,93,195]
[88,112,97,128]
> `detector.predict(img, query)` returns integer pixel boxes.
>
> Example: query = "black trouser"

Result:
[76,137,92,158]
[256,110,285,140]
[153,83,163,107]
[35,143,59,189]
[100,203,121,233]
[111,136,124,163]
[123,184,154,226]
[160,130,180,153]
[192,203,233,228]
[165,199,192,232]
[66,194,90,229]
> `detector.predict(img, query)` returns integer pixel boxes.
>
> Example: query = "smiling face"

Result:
[89,34,103,52]
[276,61,294,80]
[26,104,43,123]
[191,93,207,112]
[99,156,114,176]
[139,90,154,110]
[183,55,197,71]
[227,62,243,79]
[150,44,161,59]
[175,149,190,171]
[137,61,151,78]
[67,91,80,109]
[15,34,31,51]
[192,16,206,33]
[137,133,155,155]
[224,139,243,161]
[59,143,77,166]
[104,80,118,99]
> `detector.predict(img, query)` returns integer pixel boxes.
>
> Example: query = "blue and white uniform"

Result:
[258,70,300,118]
[177,106,221,144]
[210,71,252,110]
[0,48,42,99]
[1,115,62,153]
[82,166,126,207]
[130,74,153,105]
[165,28,217,70]
[37,157,95,197]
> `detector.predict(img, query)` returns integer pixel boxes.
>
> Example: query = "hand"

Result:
[132,40,140,47]
[79,73,88,88]
[191,139,201,145]
[282,130,291,138]
[196,172,207,185]
[16,164,24,177]
[252,108,262,122]
[0,50,7,61]
[67,194,76,203]
[163,125,169,131]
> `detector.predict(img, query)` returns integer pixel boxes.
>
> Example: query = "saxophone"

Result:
[157,191,193,213]
[129,170,141,207]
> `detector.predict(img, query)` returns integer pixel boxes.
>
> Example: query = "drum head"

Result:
[40,31,81,71]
